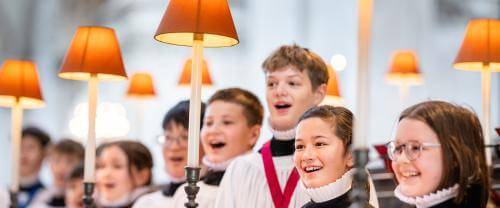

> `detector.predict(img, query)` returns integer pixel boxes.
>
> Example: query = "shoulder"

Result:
[133,191,171,208]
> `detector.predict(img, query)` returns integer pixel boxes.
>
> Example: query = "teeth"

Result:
[402,171,419,177]
[305,166,321,172]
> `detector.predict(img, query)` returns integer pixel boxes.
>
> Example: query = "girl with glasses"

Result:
[388,101,489,208]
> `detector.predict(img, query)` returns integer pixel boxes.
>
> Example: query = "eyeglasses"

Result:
[386,140,441,161]
[157,135,188,147]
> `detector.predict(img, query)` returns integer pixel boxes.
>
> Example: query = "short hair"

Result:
[22,126,51,148]
[96,141,154,186]
[262,44,329,90]
[399,101,489,207]
[298,105,353,154]
[162,100,206,130]
[50,139,84,161]
[68,163,84,181]
[207,88,264,126]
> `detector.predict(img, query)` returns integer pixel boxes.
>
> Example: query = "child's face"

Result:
[96,146,134,202]
[49,153,80,189]
[65,178,83,208]
[20,136,45,177]
[391,118,443,197]
[162,122,188,179]
[201,101,260,163]
[294,117,352,188]
[265,66,324,131]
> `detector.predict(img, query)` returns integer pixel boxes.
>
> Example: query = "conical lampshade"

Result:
[126,72,157,99]
[322,65,343,106]
[59,26,128,81]
[453,19,500,72]
[154,0,239,47]
[0,60,44,108]
[178,58,213,86]
[386,50,423,86]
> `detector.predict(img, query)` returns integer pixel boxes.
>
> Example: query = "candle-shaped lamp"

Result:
[386,50,423,107]
[126,72,157,139]
[178,58,213,87]
[59,26,127,207]
[154,0,238,207]
[321,65,344,106]
[453,19,500,166]
[0,60,44,208]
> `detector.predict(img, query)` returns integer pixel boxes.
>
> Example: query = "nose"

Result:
[275,83,288,97]
[301,145,316,162]
[395,150,411,163]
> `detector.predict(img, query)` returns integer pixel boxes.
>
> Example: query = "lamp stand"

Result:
[481,66,492,166]
[83,182,95,208]
[184,167,201,208]
[9,102,22,208]
[349,148,370,208]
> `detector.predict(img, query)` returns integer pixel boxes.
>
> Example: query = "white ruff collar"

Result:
[394,184,459,208]
[302,168,355,203]
[202,154,244,171]
[268,118,296,141]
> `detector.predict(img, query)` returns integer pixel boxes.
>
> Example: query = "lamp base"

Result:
[184,166,201,208]
[9,191,17,208]
[83,182,95,208]
[349,148,370,208]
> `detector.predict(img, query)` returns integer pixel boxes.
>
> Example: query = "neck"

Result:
[268,119,296,141]
[394,184,459,208]
[19,173,40,187]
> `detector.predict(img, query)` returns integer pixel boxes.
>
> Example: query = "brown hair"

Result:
[399,101,489,207]
[207,87,264,127]
[262,44,329,90]
[298,105,353,154]
[97,141,154,186]
[50,139,84,161]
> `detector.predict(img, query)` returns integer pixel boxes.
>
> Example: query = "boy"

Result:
[65,164,84,208]
[31,139,84,207]
[133,100,206,207]
[215,44,328,207]
[18,126,51,208]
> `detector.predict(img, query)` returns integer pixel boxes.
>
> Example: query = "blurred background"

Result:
[0,0,498,188]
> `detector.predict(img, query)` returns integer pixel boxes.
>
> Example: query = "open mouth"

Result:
[303,166,322,173]
[169,156,184,162]
[274,103,292,110]
[104,183,115,189]
[209,141,226,149]
[400,171,420,178]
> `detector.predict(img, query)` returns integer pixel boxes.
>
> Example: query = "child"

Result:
[388,101,490,207]
[31,139,84,207]
[133,100,206,208]
[65,164,84,208]
[171,87,263,207]
[294,105,378,207]
[95,140,153,208]
[18,126,51,208]
[215,44,329,207]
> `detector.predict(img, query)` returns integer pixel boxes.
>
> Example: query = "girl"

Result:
[388,101,489,208]
[171,87,263,207]
[96,140,153,208]
[294,105,378,208]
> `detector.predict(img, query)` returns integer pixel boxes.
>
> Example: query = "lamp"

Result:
[321,65,343,106]
[178,58,213,87]
[155,0,238,207]
[453,19,500,166]
[386,50,423,107]
[0,60,44,208]
[59,26,127,207]
[126,72,156,139]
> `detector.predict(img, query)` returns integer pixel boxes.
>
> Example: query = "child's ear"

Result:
[248,124,262,148]
[131,167,150,187]
[313,83,327,105]
[346,151,354,168]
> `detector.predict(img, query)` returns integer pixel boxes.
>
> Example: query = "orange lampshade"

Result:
[154,0,239,47]
[126,72,157,99]
[326,65,341,97]
[178,58,213,86]
[59,26,128,81]
[0,60,44,108]
[386,50,423,86]
[454,19,500,72]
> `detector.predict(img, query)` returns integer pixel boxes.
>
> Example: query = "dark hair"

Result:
[298,105,353,154]
[68,163,84,181]
[162,100,206,130]
[207,88,264,126]
[50,139,84,161]
[399,101,489,207]
[96,141,154,186]
[262,44,329,90]
[22,126,51,148]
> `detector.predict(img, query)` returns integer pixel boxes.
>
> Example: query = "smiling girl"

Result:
[96,141,153,208]
[388,101,489,208]
[294,105,378,208]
